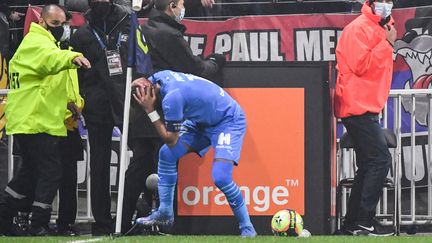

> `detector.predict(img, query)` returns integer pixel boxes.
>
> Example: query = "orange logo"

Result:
[178,88,305,216]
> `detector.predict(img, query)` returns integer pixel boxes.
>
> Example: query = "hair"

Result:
[154,0,180,11]
[41,4,66,19]
[59,5,72,21]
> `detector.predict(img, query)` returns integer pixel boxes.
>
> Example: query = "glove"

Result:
[206,53,226,69]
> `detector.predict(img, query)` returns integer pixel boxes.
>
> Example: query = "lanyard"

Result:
[92,29,122,50]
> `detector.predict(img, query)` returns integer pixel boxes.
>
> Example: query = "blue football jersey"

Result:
[149,70,241,132]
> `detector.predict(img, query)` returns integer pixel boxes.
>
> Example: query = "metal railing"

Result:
[337,89,432,234]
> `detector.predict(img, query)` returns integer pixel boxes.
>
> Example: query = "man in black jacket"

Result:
[142,0,225,77]
[70,0,131,235]
[72,0,164,236]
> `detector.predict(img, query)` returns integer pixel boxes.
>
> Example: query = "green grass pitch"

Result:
[0,236,432,243]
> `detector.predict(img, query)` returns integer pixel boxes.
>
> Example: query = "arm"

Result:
[30,41,89,76]
[160,32,218,76]
[131,79,180,146]
[338,26,393,76]
[151,118,179,147]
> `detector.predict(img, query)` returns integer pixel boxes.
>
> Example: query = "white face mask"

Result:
[173,7,185,22]
[374,2,393,19]
[60,24,71,42]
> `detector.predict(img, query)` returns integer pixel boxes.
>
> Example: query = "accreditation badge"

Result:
[105,49,123,76]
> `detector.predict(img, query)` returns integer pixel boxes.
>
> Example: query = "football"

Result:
[271,209,304,236]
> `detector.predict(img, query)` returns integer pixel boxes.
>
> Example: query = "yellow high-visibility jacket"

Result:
[6,23,82,136]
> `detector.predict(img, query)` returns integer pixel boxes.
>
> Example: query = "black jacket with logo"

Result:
[71,4,160,138]
[142,8,219,78]
[71,4,131,126]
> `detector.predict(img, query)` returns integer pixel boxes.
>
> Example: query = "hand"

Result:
[67,102,81,120]
[207,53,226,69]
[385,25,397,46]
[9,11,25,21]
[132,77,150,89]
[73,56,91,69]
[201,0,215,8]
[132,85,157,113]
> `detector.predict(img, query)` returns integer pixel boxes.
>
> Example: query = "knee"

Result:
[212,166,232,188]
[159,145,175,162]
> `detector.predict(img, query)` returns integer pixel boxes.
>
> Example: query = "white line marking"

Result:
[66,237,106,243]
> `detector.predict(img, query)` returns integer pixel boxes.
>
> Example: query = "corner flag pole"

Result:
[114,66,133,235]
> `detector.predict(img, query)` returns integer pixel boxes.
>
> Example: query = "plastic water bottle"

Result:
[299,229,311,237]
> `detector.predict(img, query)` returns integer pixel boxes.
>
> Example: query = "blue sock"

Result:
[212,161,252,228]
[157,144,186,215]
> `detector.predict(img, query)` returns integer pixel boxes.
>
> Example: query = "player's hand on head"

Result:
[132,84,157,113]
[132,77,149,89]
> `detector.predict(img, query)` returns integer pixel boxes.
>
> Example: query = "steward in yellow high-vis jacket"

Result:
[0,5,91,236]
[5,21,83,136]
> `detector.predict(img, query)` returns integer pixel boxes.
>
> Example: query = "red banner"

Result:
[24,6,415,62]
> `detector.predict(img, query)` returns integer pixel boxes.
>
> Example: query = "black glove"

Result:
[206,53,226,69]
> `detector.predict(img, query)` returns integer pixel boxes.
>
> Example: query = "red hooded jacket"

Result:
[334,2,394,118]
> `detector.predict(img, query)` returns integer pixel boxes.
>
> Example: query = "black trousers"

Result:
[342,113,392,225]
[121,137,162,233]
[0,133,62,228]
[57,129,83,227]
[87,121,114,233]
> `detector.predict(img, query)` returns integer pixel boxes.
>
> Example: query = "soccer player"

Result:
[131,70,257,237]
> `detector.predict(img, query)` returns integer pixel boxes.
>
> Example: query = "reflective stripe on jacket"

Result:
[334,2,394,118]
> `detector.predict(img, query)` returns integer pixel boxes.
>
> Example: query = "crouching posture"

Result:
[132,70,256,237]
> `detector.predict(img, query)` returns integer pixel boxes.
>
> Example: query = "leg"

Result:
[57,130,82,232]
[211,160,255,237]
[28,134,62,234]
[342,114,392,230]
[209,112,255,237]
[0,135,36,235]
[343,144,368,226]
[87,121,114,235]
[136,142,189,227]
[137,121,210,226]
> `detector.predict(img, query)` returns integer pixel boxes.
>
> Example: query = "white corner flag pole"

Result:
[115,67,133,235]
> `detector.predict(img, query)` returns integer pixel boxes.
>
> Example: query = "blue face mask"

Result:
[374,2,393,19]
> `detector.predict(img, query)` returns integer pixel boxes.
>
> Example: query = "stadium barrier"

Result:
[337,89,432,234]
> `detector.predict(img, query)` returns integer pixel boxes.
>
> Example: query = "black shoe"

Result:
[91,222,112,236]
[29,225,51,236]
[345,223,394,236]
[56,224,79,236]
[11,212,30,236]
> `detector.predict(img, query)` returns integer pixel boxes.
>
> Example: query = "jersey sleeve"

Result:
[163,89,184,132]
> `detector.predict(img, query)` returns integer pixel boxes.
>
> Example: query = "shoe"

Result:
[345,223,394,236]
[11,212,30,236]
[136,210,174,228]
[240,225,257,238]
[56,224,79,236]
[29,225,51,236]
[91,222,113,236]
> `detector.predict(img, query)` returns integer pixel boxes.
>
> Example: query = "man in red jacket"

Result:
[335,0,396,236]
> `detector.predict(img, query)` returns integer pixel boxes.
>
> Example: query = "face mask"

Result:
[44,20,66,41]
[172,7,185,22]
[90,2,112,20]
[60,24,71,42]
[374,2,393,19]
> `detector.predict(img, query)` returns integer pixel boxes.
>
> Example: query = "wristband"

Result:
[147,110,160,123]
